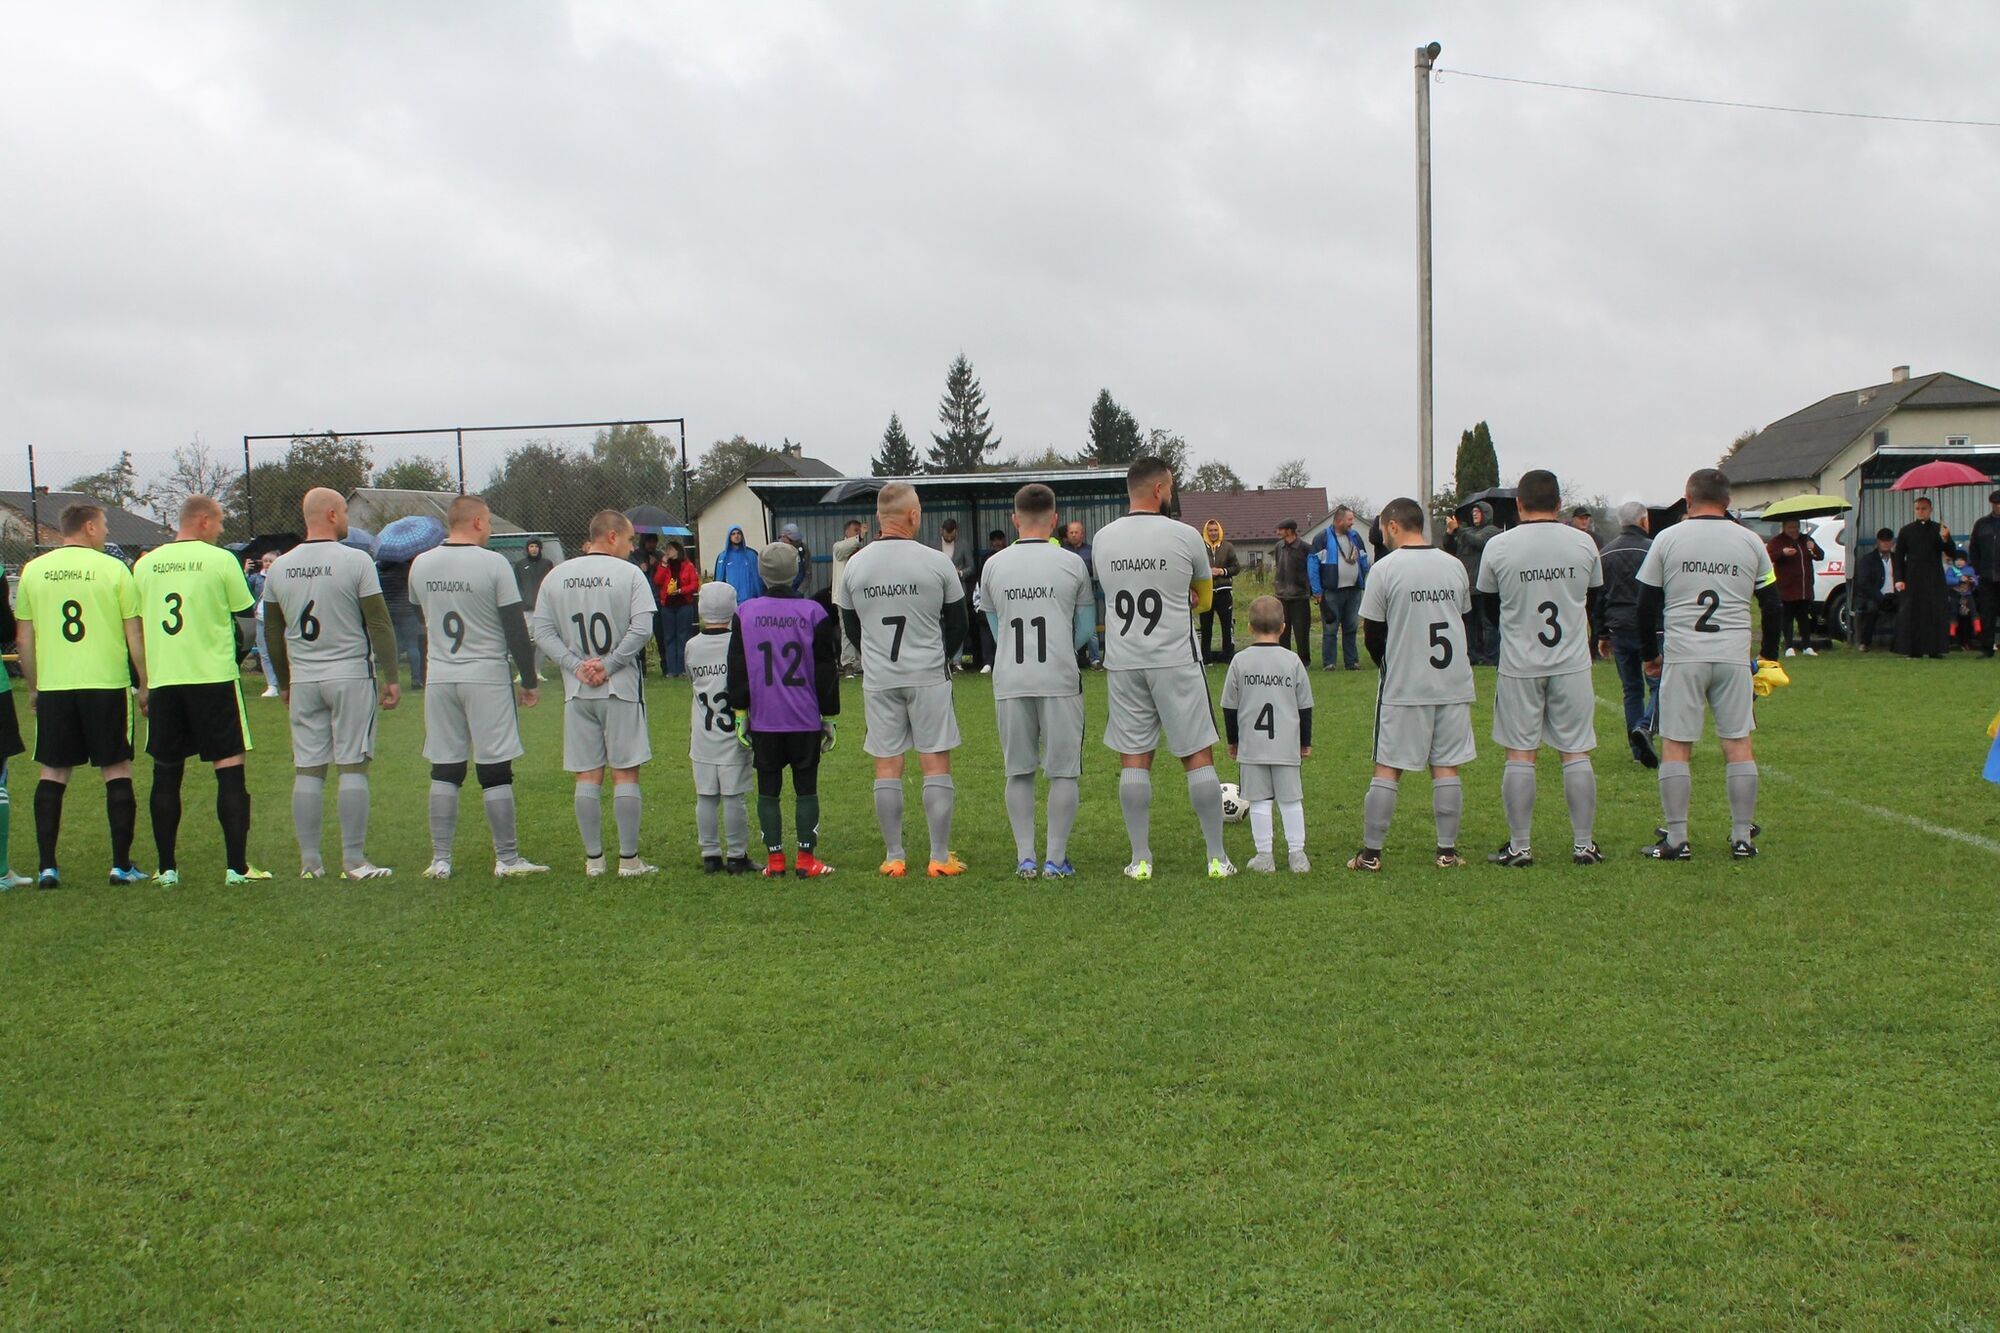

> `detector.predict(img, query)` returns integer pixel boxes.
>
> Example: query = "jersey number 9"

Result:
[1114,588,1163,637]
[442,610,466,654]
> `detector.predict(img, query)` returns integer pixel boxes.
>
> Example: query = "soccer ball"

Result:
[1219,782,1248,823]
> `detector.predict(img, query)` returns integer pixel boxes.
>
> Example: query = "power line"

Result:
[1436,67,2000,129]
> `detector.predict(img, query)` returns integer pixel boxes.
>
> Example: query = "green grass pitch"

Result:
[4,652,1999,1326]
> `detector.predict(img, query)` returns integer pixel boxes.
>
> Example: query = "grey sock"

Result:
[1119,768,1152,864]
[921,773,955,863]
[292,773,326,870]
[1362,777,1398,851]
[1186,764,1227,860]
[336,772,369,867]
[1501,760,1536,852]
[428,780,459,861]
[575,783,604,858]
[1562,757,1596,846]
[1004,773,1037,861]
[723,794,749,859]
[1432,776,1463,849]
[613,782,642,859]
[1659,761,1692,845]
[1724,760,1758,842]
[874,778,905,861]
[482,784,517,862]
[1046,776,1079,865]
[696,792,721,856]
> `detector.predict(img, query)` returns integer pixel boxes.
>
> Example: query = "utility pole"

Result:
[1415,40,1440,535]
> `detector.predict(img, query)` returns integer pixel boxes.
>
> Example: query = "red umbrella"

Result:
[1890,460,1991,491]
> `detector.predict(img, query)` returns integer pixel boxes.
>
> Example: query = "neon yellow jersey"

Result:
[134,540,256,686]
[17,545,140,691]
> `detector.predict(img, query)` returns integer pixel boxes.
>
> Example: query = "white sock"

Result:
[1249,799,1273,854]
[1278,800,1305,853]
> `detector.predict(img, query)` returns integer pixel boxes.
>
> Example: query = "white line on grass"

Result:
[1591,689,2000,858]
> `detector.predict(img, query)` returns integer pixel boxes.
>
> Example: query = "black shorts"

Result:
[0,690,24,763]
[749,730,820,773]
[146,681,249,764]
[34,688,134,770]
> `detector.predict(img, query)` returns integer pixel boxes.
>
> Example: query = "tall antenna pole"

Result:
[1415,40,1441,534]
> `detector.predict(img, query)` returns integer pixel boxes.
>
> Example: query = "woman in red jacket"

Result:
[1765,519,1824,656]
[653,539,701,677]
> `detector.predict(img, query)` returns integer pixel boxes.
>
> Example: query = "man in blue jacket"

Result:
[1308,506,1370,671]
[714,526,764,604]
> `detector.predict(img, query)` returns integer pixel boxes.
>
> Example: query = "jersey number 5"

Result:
[1428,620,1453,668]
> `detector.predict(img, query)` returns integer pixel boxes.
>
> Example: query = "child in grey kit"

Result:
[1221,595,1314,872]
[686,582,754,874]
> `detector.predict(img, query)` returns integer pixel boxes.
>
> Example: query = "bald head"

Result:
[300,487,348,541]
[446,494,492,545]
[176,494,225,544]
[876,481,920,538]
[586,508,634,555]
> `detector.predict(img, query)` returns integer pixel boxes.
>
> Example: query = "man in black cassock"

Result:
[1893,496,1956,658]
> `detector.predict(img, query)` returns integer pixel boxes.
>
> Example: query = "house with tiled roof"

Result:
[1176,486,1331,566]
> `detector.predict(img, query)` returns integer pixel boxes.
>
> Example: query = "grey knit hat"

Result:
[698,581,737,624]
[758,540,799,588]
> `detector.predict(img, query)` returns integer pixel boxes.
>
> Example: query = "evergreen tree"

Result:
[1454,420,1500,496]
[872,413,922,476]
[66,451,144,509]
[927,353,1001,472]
[1084,389,1143,465]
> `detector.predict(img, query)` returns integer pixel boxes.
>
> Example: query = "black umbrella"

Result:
[1455,488,1518,529]
[820,478,885,505]
[624,505,689,535]
[238,532,300,564]
[1647,498,1688,534]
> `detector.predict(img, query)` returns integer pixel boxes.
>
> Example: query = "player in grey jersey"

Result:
[1220,597,1313,873]
[1350,496,1476,872]
[408,495,547,879]
[687,582,754,873]
[1636,467,1782,860]
[838,481,971,877]
[977,483,1095,879]
[1092,455,1232,880]
[1473,469,1606,867]
[529,509,659,877]
[261,488,400,879]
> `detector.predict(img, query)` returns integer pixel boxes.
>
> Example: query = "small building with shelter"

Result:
[1720,367,2000,548]
[693,446,844,564]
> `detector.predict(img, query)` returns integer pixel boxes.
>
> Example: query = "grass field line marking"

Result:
[1589,690,2000,857]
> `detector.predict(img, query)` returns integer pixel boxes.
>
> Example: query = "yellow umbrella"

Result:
[1760,493,1851,521]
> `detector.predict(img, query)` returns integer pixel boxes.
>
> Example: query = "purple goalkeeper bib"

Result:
[738,596,826,733]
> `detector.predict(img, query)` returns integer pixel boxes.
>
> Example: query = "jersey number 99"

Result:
[1114,588,1163,636]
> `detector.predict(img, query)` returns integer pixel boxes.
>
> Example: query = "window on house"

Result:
[1874,430,1889,450]
[1947,435,1971,450]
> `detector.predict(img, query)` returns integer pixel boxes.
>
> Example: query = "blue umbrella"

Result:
[341,524,378,556]
[374,514,446,563]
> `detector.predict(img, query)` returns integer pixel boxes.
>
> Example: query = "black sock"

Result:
[105,777,137,870]
[150,762,185,871]
[216,766,251,874]
[35,779,65,873]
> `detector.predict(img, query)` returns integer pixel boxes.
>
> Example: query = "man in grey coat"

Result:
[1455,504,1499,665]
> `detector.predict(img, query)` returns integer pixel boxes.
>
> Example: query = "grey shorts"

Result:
[1104,664,1218,758]
[1239,761,1303,803]
[422,679,524,765]
[288,678,377,768]
[563,695,652,772]
[1492,671,1598,753]
[1658,660,1755,742]
[1374,701,1476,772]
[863,682,960,757]
[693,757,753,797]
[995,693,1086,778]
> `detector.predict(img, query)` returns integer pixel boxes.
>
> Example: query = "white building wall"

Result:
[695,480,770,570]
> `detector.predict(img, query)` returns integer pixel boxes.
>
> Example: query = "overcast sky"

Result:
[6,0,1998,506]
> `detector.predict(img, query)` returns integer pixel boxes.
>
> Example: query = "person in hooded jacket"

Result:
[714,525,764,605]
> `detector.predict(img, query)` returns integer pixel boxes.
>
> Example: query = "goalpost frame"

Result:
[240,417,689,536]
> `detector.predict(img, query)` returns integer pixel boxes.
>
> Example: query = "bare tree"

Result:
[1268,458,1312,489]
[143,437,237,524]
